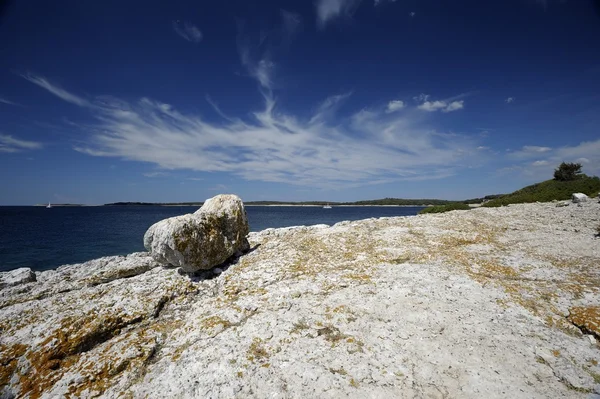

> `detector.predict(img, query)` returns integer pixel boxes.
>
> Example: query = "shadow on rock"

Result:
[178,244,261,282]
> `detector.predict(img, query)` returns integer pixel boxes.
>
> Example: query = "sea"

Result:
[0,205,424,272]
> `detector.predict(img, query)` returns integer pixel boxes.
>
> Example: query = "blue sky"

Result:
[1,0,599,205]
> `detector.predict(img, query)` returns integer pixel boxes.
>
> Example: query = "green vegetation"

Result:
[483,175,600,207]
[418,203,471,214]
[462,194,503,204]
[553,162,582,181]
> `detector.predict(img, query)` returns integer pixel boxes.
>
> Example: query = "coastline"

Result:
[1,201,599,398]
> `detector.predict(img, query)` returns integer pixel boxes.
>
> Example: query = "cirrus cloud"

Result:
[315,0,363,28]
[22,66,484,189]
[172,20,203,43]
[0,134,43,153]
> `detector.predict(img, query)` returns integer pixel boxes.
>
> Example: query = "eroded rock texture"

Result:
[1,201,600,398]
[143,194,249,272]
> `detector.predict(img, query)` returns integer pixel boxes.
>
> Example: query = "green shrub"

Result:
[483,175,600,207]
[419,203,471,214]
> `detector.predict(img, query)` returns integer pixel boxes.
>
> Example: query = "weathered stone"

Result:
[1,201,600,398]
[0,267,36,289]
[144,194,249,272]
[572,192,589,203]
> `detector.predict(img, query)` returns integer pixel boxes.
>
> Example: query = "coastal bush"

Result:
[553,162,582,181]
[483,175,600,207]
[418,203,471,214]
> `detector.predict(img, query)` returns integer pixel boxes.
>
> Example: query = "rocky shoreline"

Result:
[1,200,599,398]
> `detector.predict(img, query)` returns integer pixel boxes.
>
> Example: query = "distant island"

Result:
[102,197,503,207]
[103,199,446,207]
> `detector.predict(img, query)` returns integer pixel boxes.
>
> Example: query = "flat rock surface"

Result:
[1,201,599,398]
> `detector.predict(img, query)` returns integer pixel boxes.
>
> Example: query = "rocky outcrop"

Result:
[1,201,600,398]
[0,267,36,289]
[144,194,250,272]
[572,193,589,203]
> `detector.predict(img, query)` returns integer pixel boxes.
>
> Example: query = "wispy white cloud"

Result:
[385,100,405,113]
[505,139,600,178]
[20,73,91,107]
[507,145,552,159]
[409,11,416,17]
[281,10,302,37]
[418,100,446,112]
[442,101,464,113]
[143,171,170,178]
[523,145,551,153]
[0,96,20,106]
[24,73,485,188]
[413,93,429,102]
[0,134,43,153]
[310,92,352,124]
[417,98,464,113]
[172,20,203,43]
[316,0,363,28]
[505,97,515,104]
[237,26,276,91]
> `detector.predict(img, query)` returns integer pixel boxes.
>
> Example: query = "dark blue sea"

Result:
[0,206,423,272]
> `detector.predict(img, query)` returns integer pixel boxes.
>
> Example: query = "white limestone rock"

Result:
[1,200,600,398]
[144,194,249,272]
[0,267,36,289]
[572,193,589,203]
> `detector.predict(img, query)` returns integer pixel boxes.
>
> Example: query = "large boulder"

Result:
[572,193,589,203]
[143,194,250,272]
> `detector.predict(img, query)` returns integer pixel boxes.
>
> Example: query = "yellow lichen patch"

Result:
[246,337,270,364]
[16,311,144,399]
[349,378,359,388]
[290,319,310,334]
[200,315,232,331]
[65,329,159,398]
[332,305,350,314]
[329,367,348,375]
[343,272,373,284]
[317,325,347,345]
[568,306,600,338]
[0,343,27,387]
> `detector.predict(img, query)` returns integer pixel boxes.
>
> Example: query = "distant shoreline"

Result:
[25,204,433,208]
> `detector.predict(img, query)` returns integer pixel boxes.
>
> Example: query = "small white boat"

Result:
[46,202,52,208]
[323,203,332,209]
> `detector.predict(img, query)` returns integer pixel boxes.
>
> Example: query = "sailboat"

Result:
[323,203,332,209]
[46,202,52,208]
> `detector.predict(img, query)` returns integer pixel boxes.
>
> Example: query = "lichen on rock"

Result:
[1,200,600,398]
[144,194,250,272]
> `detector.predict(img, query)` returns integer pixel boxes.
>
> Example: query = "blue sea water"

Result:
[0,205,423,272]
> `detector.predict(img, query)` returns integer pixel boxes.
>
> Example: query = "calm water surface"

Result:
[0,205,423,272]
